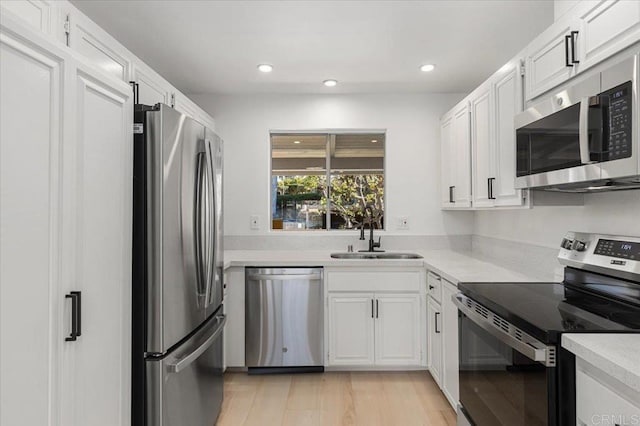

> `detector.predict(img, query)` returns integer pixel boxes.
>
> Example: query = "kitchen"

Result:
[1,1,639,426]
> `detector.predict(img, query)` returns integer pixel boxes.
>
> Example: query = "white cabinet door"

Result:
[427,297,443,387]
[470,85,494,208]
[0,22,65,426]
[0,0,56,36]
[440,114,455,208]
[328,293,375,366]
[374,294,421,366]
[62,2,132,82]
[525,16,578,101]
[441,281,459,409]
[63,62,133,426]
[576,0,640,73]
[133,64,171,106]
[452,102,471,208]
[493,63,526,207]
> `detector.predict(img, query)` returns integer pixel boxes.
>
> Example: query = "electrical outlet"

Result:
[398,216,409,230]
[250,215,260,230]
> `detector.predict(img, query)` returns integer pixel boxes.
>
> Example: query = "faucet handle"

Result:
[373,236,382,248]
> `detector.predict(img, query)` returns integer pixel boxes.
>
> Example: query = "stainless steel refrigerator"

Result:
[132,103,225,426]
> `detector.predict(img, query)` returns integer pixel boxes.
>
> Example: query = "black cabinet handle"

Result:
[435,312,441,333]
[429,285,435,290]
[371,299,374,318]
[376,299,379,319]
[449,186,456,203]
[565,35,573,67]
[488,177,496,200]
[72,291,81,337]
[571,31,580,64]
[65,291,81,342]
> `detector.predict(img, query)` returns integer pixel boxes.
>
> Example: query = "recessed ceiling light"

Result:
[420,64,436,72]
[293,140,301,144]
[371,139,378,143]
[323,79,338,87]
[257,64,273,73]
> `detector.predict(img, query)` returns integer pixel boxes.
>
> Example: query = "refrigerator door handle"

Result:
[194,152,208,300]
[166,314,226,374]
[204,140,216,306]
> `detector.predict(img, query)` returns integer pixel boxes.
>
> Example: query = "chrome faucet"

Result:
[359,206,382,252]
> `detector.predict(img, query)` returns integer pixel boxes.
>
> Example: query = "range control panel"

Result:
[558,232,640,281]
[594,239,640,260]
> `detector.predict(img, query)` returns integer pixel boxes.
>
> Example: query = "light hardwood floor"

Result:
[216,371,456,426]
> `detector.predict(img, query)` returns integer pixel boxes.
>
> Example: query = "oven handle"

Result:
[579,96,599,165]
[453,293,556,367]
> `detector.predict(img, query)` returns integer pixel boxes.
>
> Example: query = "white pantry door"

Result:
[62,60,133,426]
[0,20,65,426]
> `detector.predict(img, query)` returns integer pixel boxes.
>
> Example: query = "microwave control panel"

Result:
[604,81,632,161]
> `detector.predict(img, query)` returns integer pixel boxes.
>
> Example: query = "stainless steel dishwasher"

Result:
[245,267,324,373]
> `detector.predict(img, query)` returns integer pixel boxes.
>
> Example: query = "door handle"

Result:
[488,177,496,200]
[166,315,226,373]
[449,186,455,203]
[565,34,573,67]
[435,312,440,333]
[371,299,375,318]
[65,291,81,341]
[194,152,207,300]
[570,31,580,64]
[579,97,598,164]
[376,299,379,319]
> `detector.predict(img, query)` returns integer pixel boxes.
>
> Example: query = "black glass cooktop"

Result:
[458,270,640,344]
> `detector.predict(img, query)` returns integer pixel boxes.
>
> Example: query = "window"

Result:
[271,132,385,231]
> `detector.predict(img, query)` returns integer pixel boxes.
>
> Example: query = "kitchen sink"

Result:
[330,252,423,259]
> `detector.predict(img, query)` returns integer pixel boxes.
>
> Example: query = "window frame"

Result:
[269,129,387,232]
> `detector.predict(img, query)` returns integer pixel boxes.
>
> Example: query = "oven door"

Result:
[454,294,556,426]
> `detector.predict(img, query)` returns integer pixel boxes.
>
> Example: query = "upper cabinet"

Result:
[525,0,640,101]
[441,102,472,209]
[1,0,215,129]
[441,0,639,210]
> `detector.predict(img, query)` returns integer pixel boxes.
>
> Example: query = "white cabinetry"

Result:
[441,280,459,409]
[375,294,421,366]
[471,61,526,209]
[1,13,132,426]
[441,102,471,208]
[576,0,640,74]
[427,297,443,387]
[575,358,640,426]
[326,268,425,368]
[328,293,376,366]
[426,272,459,410]
[470,83,494,208]
[524,14,578,101]
[525,0,640,101]
[132,64,172,106]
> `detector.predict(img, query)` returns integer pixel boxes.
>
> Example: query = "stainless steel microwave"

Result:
[515,51,639,192]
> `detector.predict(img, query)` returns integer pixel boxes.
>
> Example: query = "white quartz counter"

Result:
[562,333,640,393]
[223,249,538,284]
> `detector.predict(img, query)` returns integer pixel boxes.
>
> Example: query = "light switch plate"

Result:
[250,215,260,230]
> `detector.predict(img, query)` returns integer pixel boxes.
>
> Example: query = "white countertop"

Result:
[562,333,640,393]
[224,249,539,284]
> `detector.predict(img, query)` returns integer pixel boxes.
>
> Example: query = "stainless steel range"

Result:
[454,232,640,426]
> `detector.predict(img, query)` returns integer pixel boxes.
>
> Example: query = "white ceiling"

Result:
[71,0,554,95]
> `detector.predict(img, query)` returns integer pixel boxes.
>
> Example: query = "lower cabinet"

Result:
[427,297,443,386]
[328,292,422,367]
[328,293,376,366]
[441,280,460,408]
[427,273,460,410]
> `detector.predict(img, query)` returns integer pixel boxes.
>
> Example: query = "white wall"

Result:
[191,93,472,237]
[475,191,640,248]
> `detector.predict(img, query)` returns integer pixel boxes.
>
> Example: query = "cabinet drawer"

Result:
[427,272,442,303]
[327,270,421,292]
